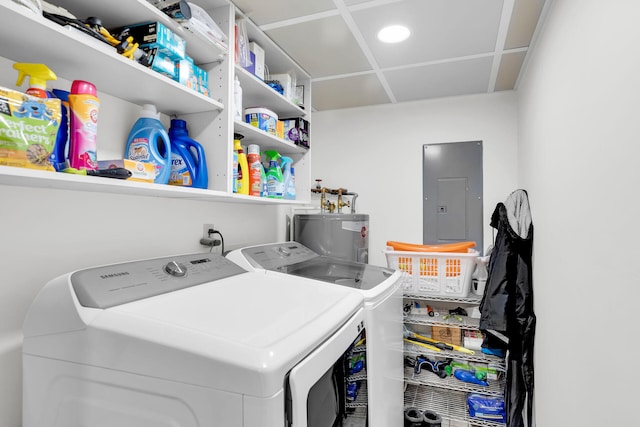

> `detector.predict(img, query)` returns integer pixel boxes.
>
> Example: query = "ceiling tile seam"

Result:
[310,49,525,84]
[332,0,397,103]
[347,0,405,12]
[514,0,554,89]
[488,0,516,92]
[257,0,403,32]
[258,9,341,31]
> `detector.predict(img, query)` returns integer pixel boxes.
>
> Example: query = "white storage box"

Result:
[384,248,478,297]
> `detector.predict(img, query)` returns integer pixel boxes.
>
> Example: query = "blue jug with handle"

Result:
[125,104,171,184]
[168,118,208,189]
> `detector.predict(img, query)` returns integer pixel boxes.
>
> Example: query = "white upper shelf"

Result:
[0,0,224,115]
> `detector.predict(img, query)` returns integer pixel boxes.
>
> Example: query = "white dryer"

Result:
[226,242,404,427]
[22,253,365,427]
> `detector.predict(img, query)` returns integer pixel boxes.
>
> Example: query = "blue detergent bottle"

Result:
[168,119,208,189]
[125,104,171,184]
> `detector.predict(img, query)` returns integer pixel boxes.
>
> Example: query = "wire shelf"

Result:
[403,342,506,368]
[405,293,483,304]
[404,313,480,330]
[404,383,505,427]
[404,367,504,397]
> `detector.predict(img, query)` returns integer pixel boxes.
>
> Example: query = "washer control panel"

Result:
[240,243,318,269]
[71,253,246,309]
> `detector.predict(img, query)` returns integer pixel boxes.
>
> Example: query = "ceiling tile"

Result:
[231,0,337,25]
[312,74,390,111]
[495,51,526,91]
[384,56,493,102]
[265,15,373,78]
[505,0,546,49]
[351,0,503,68]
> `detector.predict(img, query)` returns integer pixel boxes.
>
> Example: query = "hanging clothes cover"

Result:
[479,189,536,427]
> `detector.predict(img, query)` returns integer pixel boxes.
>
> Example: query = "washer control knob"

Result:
[278,247,291,257]
[164,261,187,277]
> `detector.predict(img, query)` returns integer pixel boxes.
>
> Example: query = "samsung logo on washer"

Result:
[100,272,130,279]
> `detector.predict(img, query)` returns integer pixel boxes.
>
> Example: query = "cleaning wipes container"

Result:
[168,118,208,189]
[125,104,171,184]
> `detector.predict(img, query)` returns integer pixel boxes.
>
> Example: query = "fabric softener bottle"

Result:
[168,119,208,189]
[125,104,171,184]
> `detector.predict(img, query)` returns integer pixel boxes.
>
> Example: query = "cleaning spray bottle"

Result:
[264,150,283,199]
[168,118,208,189]
[68,80,100,170]
[234,135,249,194]
[260,160,268,197]
[125,104,171,184]
[247,144,262,196]
[13,63,57,98]
[281,156,296,200]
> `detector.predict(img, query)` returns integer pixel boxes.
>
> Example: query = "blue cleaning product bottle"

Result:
[260,161,268,197]
[50,89,69,171]
[125,104,171,184]
[281,156,296,200]
[168,119,208,189]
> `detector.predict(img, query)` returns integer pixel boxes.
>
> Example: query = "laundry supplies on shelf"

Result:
[168,118,208,189]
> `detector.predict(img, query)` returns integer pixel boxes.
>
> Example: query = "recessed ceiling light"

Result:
[377,25,410,43]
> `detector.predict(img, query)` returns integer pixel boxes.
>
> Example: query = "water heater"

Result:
[293,213,369,263]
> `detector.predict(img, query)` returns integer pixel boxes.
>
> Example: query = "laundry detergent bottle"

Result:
[125,104,171,184]
[233,135,249,194]
[264,150,283,199]
[168,119,208,189]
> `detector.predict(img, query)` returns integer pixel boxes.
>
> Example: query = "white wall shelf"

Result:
[235,66,306,118]
[0,166,310,205]
[0,0,223,114]
[0,0,312,205]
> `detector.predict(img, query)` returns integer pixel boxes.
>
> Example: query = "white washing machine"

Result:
[22,253,366,427]
[226,242,404,427]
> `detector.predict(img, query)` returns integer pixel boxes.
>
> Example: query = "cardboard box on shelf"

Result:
[97,159,155,183]
[431,326,462,346]
[249,41,265,80]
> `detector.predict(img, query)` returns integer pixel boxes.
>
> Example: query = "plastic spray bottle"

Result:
[68,80,100,170]
[168,119,208,189]
[234,76,243,122]
[234,136,249,194]
[125,104,171,184]
[281,156,296,200]
[264,150,283,199]
[260,161,268,197]
[13,63,57,98]
[247,144,262,196]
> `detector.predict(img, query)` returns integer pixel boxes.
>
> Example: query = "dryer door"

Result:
[287,308,364,427]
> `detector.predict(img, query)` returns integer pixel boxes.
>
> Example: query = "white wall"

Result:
[312,91,519,266]
[517,1,640,425]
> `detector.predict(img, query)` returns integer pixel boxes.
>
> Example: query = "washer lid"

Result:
[235,242,397,291]
[102,271,363,396]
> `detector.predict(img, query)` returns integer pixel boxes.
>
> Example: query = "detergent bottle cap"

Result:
[13,63,57,90]
[139,104,160,119]
[71,80,97,96]
[170,118,188,130]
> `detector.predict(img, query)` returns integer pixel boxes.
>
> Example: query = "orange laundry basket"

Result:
[384,243,478,297]
[385,240,476,253]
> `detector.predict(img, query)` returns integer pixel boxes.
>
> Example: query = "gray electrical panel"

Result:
[423,141,483,253]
